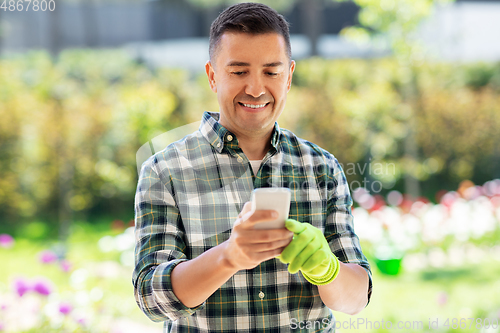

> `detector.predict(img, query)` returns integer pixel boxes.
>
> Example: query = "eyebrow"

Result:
[226,61,284,67]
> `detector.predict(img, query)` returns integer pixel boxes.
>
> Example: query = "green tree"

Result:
[337,0,455,197]
[0,50,192,238]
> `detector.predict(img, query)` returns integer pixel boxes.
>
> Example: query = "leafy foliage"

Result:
[1,50,500,230]
[0,50,194,230]
[281,58,500,196]
[338,0,455,61]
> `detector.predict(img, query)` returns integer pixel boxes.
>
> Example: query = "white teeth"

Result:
[242,103,266,109]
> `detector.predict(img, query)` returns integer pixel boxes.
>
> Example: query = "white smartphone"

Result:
[250,187,291,229]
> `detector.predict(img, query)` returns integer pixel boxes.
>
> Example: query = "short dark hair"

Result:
[209,2,292,63]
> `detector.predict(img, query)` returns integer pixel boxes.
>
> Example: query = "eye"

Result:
[231,71,246,76]
[266,72,278,77]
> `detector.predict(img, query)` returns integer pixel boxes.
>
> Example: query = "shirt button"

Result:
[237,156,243,163]
[227,134,233,142]
[258,291,265,299]
[216,142,221,148]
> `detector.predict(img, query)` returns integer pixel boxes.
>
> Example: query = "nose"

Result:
[244,73,266,98]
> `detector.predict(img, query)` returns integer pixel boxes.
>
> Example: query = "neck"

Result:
[236,130,272,160]
[216,113,274,160]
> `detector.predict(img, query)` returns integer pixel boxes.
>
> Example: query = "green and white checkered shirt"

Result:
[133,111,372,332]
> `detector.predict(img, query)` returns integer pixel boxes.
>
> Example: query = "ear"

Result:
[286,60,295,92]
[205,60,217,93]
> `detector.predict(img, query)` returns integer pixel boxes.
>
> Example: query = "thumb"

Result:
[240,201,252,216]
[234,202,252,226]
[285,219,306,234]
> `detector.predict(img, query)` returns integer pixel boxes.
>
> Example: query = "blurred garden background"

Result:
[1,0,500,332]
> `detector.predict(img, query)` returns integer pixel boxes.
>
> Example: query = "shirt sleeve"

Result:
[132,155,206,322]
[324,156,373,306]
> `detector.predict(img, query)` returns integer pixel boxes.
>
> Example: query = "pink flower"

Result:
[13,278,31,297]
[32,278,53,296]
[76,316,88,327]
[0,234,14,249]
[60,260,72,272]
[59,302,72,316]
[39,250,58,264]
[437,291,448,306]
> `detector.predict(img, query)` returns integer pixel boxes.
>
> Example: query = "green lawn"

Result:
[334,255,500,332]
[1,222,499,332]
[1,223,163,333]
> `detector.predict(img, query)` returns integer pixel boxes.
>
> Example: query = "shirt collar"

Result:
[199,111,281,153]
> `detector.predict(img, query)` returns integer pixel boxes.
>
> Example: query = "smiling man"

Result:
[133,3,372,332]
[206,31,293,161]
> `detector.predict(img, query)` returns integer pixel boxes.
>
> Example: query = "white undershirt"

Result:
[249,160,262,175]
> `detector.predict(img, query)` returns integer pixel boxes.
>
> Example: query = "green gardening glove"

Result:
[278,219,340,285]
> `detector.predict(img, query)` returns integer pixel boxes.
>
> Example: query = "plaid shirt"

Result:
[133,111,372,332]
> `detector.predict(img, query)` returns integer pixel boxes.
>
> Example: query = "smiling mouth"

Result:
[238,102,270,109]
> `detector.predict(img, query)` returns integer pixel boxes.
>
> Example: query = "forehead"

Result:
[216,32,288,66]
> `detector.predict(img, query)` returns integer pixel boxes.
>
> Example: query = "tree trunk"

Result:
[52,94,73,243]
[300,0,323,57]
[402,65,421,199]
[48,3,60,58]
[404,119,420,199]
[82,0,99,47]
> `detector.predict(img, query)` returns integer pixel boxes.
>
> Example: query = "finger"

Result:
[246,237,295,253]
[274,237,294,249]
[240,246,285,263]
[279,229,314,264]
[239,201,252,217]
[234,202,253,227]
[244,229,293,244]
[301,249,330,274]
[241,209,278,228]
[285,219,307,234]
[287,238,322,274]
[258,248,287,262]
[233,216,243,227]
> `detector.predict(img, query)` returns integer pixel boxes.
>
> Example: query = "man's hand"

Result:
[279,219,340,285]
[222,202,293,271]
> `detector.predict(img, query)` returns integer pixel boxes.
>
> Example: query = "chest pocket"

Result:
[267,162,328,230]
[288,181,327,230]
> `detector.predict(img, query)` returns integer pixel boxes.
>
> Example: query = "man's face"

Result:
[205,32,295,139]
